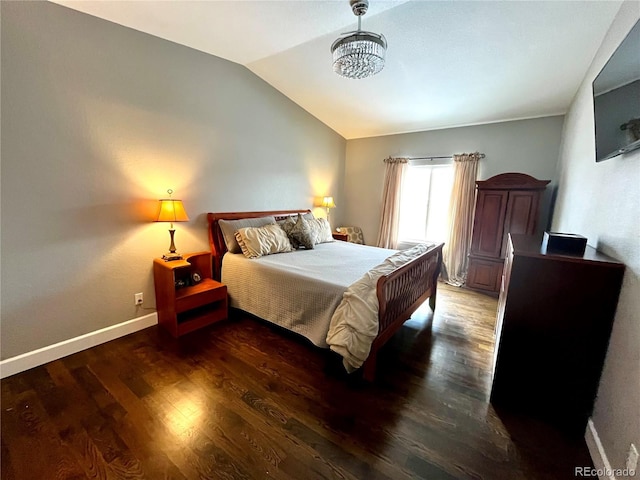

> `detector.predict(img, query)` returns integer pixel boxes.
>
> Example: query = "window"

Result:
[398,162,454,243]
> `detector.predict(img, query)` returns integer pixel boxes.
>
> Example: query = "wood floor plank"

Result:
[1,435,16,480]
[207,331,419,480]
[160,344,367,480]
[190,333,409,480]
[164,349,359,480]
[1,283,593,479]
[1,388,89,479]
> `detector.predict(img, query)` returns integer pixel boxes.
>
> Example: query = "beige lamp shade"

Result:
[321,196,336,223]
[321,196,336,209]
[156,199,189,224]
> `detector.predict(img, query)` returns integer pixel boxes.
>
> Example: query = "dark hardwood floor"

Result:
[1,283,592,479]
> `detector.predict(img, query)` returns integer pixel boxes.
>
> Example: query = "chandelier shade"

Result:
[331,31,387,79]
[331,0,387,80]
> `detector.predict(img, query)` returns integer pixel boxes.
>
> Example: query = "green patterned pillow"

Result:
[289,213,315,249]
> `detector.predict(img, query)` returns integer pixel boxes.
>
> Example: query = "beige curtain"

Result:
[443,152,480,286]
[376,157,408,249]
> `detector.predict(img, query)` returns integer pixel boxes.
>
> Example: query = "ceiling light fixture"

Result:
[331,0,387,79]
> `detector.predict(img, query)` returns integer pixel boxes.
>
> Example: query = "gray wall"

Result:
[344,116,564,245]
[0,1,346,359]
[553,1,639,471]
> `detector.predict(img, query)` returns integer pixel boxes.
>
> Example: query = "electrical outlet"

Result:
[627,443,638,472]
[134,293,143,306]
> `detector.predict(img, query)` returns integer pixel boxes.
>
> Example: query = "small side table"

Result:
[153,251,227,337]
[332,232,349,242]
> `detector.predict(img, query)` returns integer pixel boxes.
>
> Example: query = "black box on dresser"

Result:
[542,231,588,256]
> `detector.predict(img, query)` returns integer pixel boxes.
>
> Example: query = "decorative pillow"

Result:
[219,216,276,254]
[289,213,315,249]
[307,217,333,244]
[278,216,301,249]
[234,224,293,258]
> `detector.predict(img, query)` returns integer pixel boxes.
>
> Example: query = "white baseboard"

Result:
[0,313,158,379]
[586,418,616,480]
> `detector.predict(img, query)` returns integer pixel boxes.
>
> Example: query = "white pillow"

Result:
[308,217,334,244]
[235,224,293,258]
[219,216,276,253]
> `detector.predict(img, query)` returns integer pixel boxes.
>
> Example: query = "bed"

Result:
[207,209,443,381]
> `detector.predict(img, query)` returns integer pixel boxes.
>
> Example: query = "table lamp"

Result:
[156,189,189,261]
[321,196,336,223]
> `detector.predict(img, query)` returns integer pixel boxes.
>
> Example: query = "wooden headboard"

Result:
[206,209,312,280]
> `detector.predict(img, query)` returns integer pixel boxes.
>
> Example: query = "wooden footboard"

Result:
[362,243,444,381]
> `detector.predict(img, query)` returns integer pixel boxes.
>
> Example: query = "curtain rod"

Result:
[407,153,485,161]
[383,153,485,163]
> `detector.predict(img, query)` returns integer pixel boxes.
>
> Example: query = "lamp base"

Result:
[162,253,183,261]
[162,228,184,260]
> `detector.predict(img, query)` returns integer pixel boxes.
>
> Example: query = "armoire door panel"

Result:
[502,191,541,256]
[470,191,508,257]
[467,257,503,292]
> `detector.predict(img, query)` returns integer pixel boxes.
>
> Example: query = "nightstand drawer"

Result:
[176,280,226,313]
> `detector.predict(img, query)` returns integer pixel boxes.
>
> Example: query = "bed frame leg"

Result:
[362,350,378,382]
[429,287,437,311]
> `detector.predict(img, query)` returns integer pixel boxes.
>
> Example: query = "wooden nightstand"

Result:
[153,251,227,337]
[332,232,349,242]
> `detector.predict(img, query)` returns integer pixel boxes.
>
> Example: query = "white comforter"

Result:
[326,243,435,372]
[221,241,394,348]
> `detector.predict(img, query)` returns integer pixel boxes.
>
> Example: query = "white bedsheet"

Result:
[221,241,394,347]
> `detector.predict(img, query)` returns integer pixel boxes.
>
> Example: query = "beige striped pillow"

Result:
[235,224,293,258]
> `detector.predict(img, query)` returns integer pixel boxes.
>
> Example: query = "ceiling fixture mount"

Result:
[331,0,387,80]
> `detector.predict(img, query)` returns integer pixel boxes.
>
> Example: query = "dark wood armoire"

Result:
[466,173,550,294]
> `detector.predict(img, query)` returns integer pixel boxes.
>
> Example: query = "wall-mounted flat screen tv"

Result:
[593,19,640,162]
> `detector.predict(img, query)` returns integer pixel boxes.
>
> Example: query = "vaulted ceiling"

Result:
[51,0,623,139]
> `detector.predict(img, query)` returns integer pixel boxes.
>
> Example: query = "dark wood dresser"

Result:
[491,234,625,434]
[467,173,550,295]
